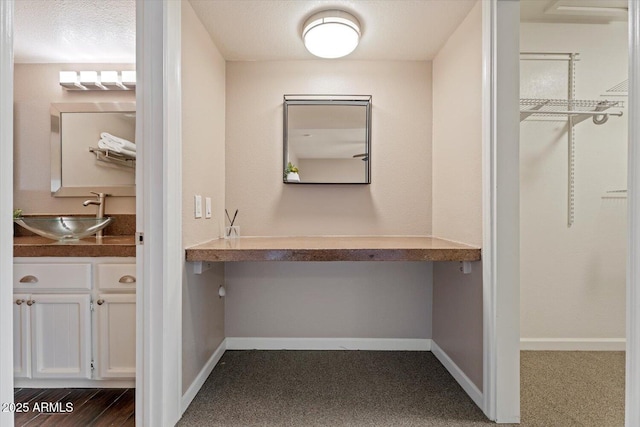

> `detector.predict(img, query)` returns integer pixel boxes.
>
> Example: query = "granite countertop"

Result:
[13,214,136,258]
[13,235,136,257]
[186,236,481,262]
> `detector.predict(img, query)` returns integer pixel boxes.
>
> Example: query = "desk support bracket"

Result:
[192,261,214,274]
[460,261,472,275]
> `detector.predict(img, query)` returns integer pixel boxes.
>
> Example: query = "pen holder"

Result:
[225,226,240,239]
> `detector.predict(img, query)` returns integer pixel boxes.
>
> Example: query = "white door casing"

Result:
[136,0,183,425]
[482,0,521,423]
[0,1,14,425]
[627,1,640,425]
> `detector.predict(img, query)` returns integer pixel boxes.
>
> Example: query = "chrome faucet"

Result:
[83,192,109,237]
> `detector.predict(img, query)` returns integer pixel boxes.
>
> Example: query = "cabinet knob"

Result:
[15,299,24,305]
[19,275,38,283]
[118,275,136,284]
[26,299,35,306]
[97,299,105,305]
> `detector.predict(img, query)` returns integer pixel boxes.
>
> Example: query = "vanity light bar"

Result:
[59,71,136,91]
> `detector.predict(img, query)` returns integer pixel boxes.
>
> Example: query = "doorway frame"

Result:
[0,1,15,425]
[627,1,640,424]
[135,0,183,425]
[491,0,640,425]
[482,0,521,423]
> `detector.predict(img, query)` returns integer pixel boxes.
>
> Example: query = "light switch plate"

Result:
[205,197,212,218]
[194,195,202,218]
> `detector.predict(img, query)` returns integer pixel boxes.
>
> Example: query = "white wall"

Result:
[431,1,483,389]
[13,63,136,214]
[181,0,226,394]
[520,22,627,345]
[226,60,432,237]
[432,262,483,389]
[431,1,483,247]
[225,262,432,339]
[224,60,433,339]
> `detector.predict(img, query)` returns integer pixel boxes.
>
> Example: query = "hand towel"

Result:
[100,132,136,152]
[98,138,137,158]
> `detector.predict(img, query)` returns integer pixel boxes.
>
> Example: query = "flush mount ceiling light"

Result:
[302,10,361,59]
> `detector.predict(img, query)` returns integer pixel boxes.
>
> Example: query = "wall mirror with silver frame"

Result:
[51,102,136,197]
[283,95,371,184]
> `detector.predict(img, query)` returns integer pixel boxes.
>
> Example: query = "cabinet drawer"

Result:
[96,264,137,291]
[14,263,91,291]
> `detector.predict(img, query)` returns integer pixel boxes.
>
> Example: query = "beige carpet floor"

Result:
[178,350,624,426]
[520,351,624,426]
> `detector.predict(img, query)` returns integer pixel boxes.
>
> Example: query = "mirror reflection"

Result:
[51,102,136,197]
[283,95,371,184]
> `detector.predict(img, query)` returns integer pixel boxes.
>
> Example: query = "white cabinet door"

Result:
[13,294,30,378]
[96,293,136,378]
[30,294,91,379]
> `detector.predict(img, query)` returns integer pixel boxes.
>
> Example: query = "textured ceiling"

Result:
[15,0,628,64]
[13,0,477,63]
[188,0,477,61]
[14,0,135,63]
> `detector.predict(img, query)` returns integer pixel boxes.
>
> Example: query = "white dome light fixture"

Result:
[303,10,361,59]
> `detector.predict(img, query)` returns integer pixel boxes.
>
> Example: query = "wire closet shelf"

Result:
[520,98,624,123]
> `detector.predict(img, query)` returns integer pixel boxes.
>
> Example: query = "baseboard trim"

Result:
[225,337,432,351]
[520,338,626,351]
[14,379,135,388]
[181,338,227,414]
[431,341,483,409]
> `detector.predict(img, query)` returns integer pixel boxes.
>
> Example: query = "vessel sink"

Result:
[14,216,113,241]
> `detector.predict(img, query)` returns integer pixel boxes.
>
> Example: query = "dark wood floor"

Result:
[14,388,134,427]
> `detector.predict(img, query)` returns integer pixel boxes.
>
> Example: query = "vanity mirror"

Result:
[283,95,371,184]
[51,102,136,197]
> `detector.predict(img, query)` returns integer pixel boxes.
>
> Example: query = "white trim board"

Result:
[521,338,626,351]
[628,1,640,425]
[14,379,135,389]
[431,341,483,409]
[225,337,432,351]
[136,0,183,425]
[181,339,227,414]
[0,2,13,427]
[482,0,521,423]
[481,0,497,420]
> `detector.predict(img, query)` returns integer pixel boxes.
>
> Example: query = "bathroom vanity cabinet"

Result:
[12,258,136,387]
[94,263,137,379]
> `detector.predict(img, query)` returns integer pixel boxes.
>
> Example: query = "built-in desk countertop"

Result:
[185,236,481,262]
